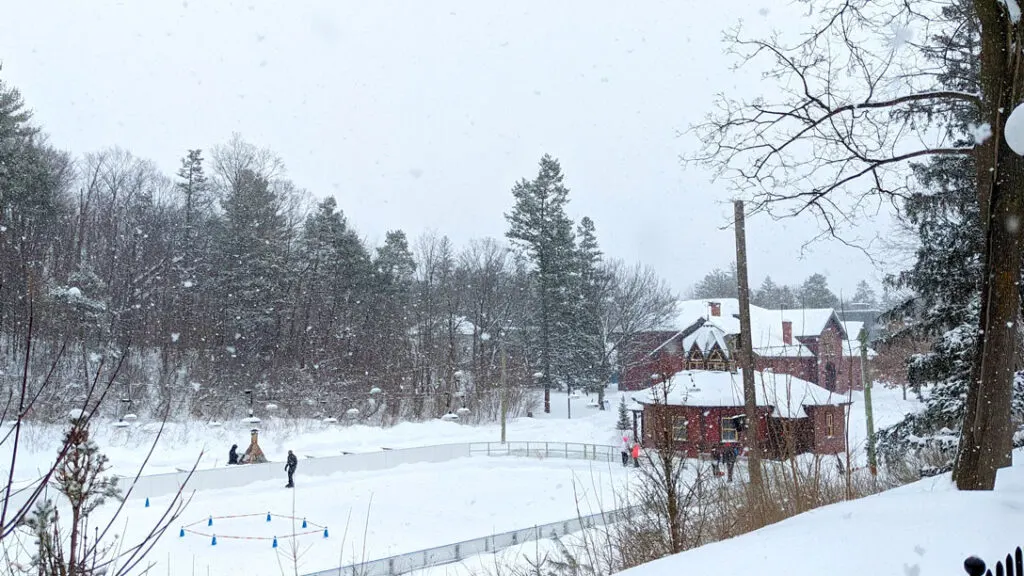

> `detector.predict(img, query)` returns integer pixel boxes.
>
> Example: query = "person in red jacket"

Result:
[630,439,641,468]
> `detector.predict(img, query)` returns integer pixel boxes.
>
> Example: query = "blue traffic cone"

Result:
[145,497,150,508]
[266,512,271,522]
[302,518,307,529]
[272,536,278,548]
[211,534,217,546]
[179,527,185,538]
[323,527,329,538]
[208,516,213,527]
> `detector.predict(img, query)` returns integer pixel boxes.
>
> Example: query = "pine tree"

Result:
[574,217,609,407]
[877,0,1024,476]
[369,230,417,412]
[213,168,290,377]
[850,280,878,308]
[292,197,373,379]
[506,154,579,413]
[797,273,839,308]
[617,396,631,431]
[24,416,121,574]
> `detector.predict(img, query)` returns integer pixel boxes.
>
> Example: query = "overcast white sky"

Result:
[1,0,902,297]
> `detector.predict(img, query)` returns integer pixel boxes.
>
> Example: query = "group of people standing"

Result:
[620,436,641,467]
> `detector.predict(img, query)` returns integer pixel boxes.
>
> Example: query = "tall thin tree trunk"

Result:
[733,201,764,494]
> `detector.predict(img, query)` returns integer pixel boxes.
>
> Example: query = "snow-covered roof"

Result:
[682,324,731,358]
[633,369,846,418]
[842,321,865,340]
[657,299,849,359]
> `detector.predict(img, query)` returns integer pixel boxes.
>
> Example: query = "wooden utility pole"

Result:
[860,330,877,476]
[733,200,764,491]
[500,339,508,443]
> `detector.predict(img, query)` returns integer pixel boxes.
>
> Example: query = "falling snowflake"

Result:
[171,333,181,342]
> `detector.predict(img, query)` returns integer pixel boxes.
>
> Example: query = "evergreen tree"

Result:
[213,168,290,377]
[690,265,737,299]
[850,280,879,308]
[25,416,121,574]
[877,0,1024,472]
[797,273,839,308]
[617,396,631,431]
[369,230,417,410]
[292,197,373,379]
[753,276,799,308]
[506,154,579,413]
[574,217,609,406]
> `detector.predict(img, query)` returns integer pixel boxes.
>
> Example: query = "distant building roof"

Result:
[657,299,848,359]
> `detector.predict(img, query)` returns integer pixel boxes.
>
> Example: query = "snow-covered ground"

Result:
[19,456,633,576]
[2,384,928,576]
[611,449,1024,576]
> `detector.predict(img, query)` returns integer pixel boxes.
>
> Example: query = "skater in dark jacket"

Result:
[228,444,240,465]
[285,450,298,487]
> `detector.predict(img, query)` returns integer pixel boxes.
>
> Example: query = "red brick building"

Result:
[632,368,848,458]
[619,299,875,394]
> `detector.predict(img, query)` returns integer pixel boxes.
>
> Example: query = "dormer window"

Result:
[708,348,727,371]
[688,346,705,370]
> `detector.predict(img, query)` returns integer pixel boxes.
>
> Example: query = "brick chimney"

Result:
[782,320,793,345]
[709,302,721,317]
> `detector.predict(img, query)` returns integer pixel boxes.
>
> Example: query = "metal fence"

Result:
[468,441,619,463]
[965,546,1023,576]
[303,506,633,576]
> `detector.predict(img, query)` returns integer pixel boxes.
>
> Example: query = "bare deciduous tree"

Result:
[688,0,1022,490]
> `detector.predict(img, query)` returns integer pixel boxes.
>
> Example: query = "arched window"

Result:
[688,346,705,370]
[707,348,727,371]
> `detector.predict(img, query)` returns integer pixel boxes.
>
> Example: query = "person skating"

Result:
[620,435,630,467]
[285,450,298,487]
[228,444,240,465]
[630,439,640,468]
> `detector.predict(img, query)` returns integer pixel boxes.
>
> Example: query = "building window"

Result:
[688,347,705,370]
[689,359,705,370]
[721,417,738,442]
[672,419,688,441]
[825,412,835,437]
[708,348,726,371]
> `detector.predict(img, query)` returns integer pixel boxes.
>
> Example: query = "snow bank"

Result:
[617,450,1024,576]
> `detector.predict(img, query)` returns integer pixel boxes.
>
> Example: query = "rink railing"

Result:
[115,441,620,502]
[302,506,635,576]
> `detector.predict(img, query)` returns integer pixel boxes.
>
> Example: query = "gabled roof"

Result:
[656,298,852,359]
[633,369,846,418]
[682,324,731,359]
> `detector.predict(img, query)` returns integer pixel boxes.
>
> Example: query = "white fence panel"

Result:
[118,442,612,502]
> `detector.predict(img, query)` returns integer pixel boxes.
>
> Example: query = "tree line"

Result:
[0,79,677,422]
[689,265,879,311]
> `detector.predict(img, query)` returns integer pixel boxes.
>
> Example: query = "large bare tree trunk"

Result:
[954,0,1024,491]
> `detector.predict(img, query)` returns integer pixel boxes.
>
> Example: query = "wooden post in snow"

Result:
[733,200,764,492]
